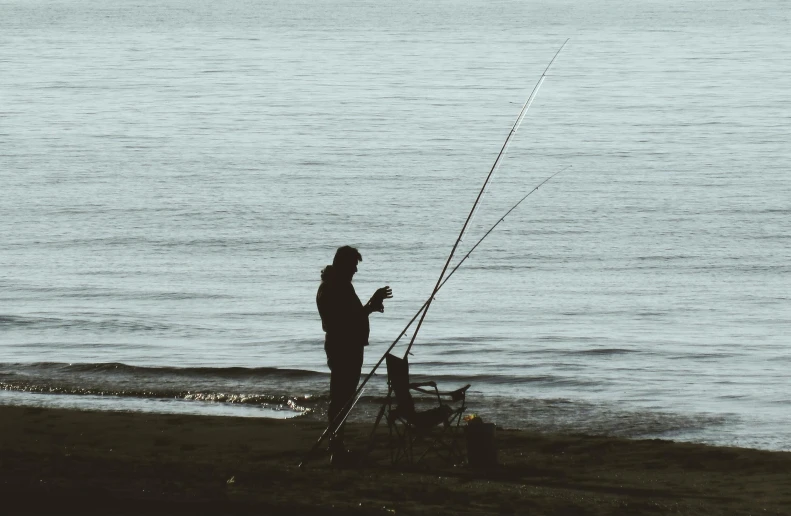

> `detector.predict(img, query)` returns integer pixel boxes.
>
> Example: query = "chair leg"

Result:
[389,417,395,464]
[389,419,411,465]
[417,410,467,465]
[450,411,466,462]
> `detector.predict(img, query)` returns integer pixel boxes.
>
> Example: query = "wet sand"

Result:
[1,405,789,515]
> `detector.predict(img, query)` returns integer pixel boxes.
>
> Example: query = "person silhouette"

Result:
[316,245,392,460]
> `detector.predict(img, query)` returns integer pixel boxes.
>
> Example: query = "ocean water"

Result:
[1,0,789,450]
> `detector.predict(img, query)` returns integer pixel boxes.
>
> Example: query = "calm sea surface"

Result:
[1,0,789,450]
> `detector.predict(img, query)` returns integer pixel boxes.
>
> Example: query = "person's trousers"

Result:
[325,344,364,445]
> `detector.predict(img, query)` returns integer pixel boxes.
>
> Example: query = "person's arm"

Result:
[317,285,345,335]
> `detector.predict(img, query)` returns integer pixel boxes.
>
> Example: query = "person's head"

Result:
[332,245,362,282]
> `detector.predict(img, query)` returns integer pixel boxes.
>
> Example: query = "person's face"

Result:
[337,261,357,282]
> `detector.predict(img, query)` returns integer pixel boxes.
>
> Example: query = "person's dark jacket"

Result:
[316,265,370,351]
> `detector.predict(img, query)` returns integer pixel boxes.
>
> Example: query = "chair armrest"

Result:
[410,382,441,403]
[436,384,471,402]
[409,381,437,390]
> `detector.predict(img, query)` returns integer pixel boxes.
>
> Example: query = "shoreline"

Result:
[1,405,789,515]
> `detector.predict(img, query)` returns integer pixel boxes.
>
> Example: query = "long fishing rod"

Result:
[403,38,569,357]
[297,165,568,468]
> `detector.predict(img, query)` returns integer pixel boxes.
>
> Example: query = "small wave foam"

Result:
[0,362,743,446]
[408,370,600,388]
[2,361,326,380]
[0,380,324,408]
[470,395,731,440]
[0,362,331,415]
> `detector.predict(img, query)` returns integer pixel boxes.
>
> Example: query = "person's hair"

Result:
[333,245,362,268]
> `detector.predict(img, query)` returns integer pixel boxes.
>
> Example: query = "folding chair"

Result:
[384,353,470,465]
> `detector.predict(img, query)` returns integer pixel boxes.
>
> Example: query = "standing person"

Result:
[316,245,392,461]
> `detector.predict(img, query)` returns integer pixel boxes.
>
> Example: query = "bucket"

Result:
[465,422,497,468]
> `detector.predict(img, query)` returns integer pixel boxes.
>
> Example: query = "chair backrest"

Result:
[385,353,415,416]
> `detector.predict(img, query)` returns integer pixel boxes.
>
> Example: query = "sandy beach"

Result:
[1,405,789,515]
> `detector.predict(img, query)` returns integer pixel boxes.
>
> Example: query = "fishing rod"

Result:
[403,38,569,357]
[298,40,569,468]
[297,165,569,468]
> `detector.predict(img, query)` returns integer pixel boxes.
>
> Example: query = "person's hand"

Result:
[373,286,393,303]
[369,286,393,313]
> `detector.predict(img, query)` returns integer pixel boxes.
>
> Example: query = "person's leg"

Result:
[327,349,346,450]
[327,346,364,451]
